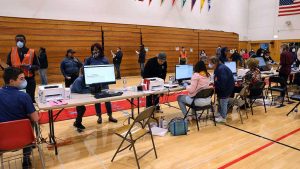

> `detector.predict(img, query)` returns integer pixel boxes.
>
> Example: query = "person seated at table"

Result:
[71,71,117,132]
[0,67,39,169]
[209,56,234,123]
[143,52,167,111]
[177,61,211,117]
[263,51,275,64]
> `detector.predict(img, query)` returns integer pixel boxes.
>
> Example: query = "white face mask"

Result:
[292,48,296,52]
[261,53,264,56]
[18,80,27,89]
[16,41,24,48]
[208,63,214,69]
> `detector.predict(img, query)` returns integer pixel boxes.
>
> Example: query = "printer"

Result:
[144,78,164,91]
[38,84,71,103]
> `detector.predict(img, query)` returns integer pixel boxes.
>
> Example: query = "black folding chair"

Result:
[111,106,157,169]
[268,76,290,107]
[248,81,267,115]
[228,86,249,124]
[183,88,215,131]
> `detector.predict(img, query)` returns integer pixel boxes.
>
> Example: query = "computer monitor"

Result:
[255,57,267,67]
[224,61,237,74]
[175,65,193,81]
[84,64,116,85]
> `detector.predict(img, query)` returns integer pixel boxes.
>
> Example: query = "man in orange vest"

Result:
[6,34,40,103]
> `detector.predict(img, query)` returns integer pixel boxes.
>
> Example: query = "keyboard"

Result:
[94,91,123,99]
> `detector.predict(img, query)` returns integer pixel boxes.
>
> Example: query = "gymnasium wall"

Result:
[0,0,248,41]
[0,16,238,84]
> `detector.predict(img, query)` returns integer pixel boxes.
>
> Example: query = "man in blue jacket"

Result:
[209,56,234,123]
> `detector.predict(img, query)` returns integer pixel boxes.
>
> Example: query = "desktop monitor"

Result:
[84,64,116,85]
[175,65,193,81]
[224,61,237,74]
[255,57,267,67]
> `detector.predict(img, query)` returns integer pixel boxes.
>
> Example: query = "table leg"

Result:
[48,109,58,155]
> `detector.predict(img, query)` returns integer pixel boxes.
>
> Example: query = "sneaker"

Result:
[215,116,226,123]
[73,122,86,130]
[108,116,118,123]
[97,117,102,124]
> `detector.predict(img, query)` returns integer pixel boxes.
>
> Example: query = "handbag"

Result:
[168,117,188,136]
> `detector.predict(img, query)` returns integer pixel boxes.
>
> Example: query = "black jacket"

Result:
[38,52,48,69]
[214,64,234,98]
[113,51,123,64]
[143,57,167,80]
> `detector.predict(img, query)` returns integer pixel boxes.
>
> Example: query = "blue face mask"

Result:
[18,80,27,89]
[16,41,24,48]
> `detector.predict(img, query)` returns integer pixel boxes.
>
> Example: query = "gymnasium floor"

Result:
[5,75,300,169]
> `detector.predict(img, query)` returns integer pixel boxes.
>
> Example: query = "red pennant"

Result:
[172,0,176,6]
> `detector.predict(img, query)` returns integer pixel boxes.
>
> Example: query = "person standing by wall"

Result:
[179,47,188,65]
[38,47,48,85]
[136,44,146,76]
[199,50,207,63]
[6,34,40,103]
[60,49,82,87]
[111,47,123,79]
[216,45,222,58]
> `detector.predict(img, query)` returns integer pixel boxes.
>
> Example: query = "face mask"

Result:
[261,53,264,56]
[18,80,27,89]
[292,48,296,52]
[93,52,99,58]
[16,41,24,48]
[208,63,214,69]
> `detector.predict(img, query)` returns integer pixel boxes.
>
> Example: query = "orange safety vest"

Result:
[180,51,187,59]
[11,47,34,77]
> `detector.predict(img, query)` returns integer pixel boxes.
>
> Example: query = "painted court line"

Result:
[218,127,300,169]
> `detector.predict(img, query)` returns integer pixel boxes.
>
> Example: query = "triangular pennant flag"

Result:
[172,0,176,6]
[161,0,165,5]
[208,0,211,11]
[149,0,152,5]
[200,0,205,12]
[191,0,197,10]
[182,0,187,8]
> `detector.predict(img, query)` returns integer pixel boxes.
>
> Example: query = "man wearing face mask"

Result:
[6,34,40,103]
[208,56,234,123]
[0,67,39,169]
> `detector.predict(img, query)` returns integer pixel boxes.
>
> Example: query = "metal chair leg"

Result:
[37,144,45,169]
[131,143,140,169]
[111,137,127,162]
[194,109,200,131]
[149,132,158,159]
[262,97,267,113]
[287,101,300,116]
[238,107,243,124]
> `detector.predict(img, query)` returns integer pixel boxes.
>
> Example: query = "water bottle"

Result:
[123,77,127,91]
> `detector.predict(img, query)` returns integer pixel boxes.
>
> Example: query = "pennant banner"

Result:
[208,0,211,11]
[182,0,187,8]
[161,0,165,5]
[200,0,205,12]
[172,0,176,6]
[149,0,152,5]
[191,0,197,10]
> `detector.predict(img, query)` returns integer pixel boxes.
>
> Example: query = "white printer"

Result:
[144,78,164,91]
[38,84,71,103]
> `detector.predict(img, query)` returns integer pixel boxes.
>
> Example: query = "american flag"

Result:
[278,0,300,16]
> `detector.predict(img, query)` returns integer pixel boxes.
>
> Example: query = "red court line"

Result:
[218,127,300,169]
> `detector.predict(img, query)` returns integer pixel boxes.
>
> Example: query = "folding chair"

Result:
[111,106,157,169]
[287,94,300,116]
[228,86,249,124]
[183,88,215,131]
[0,119,45,169]
[248,81,267,115]
[268,76,290,107]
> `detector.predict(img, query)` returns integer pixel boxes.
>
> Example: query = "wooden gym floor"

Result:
[4,74,300,169]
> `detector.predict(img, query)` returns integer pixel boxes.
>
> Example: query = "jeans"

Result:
[218,97,229,118]
[140,63,145,76]
[115,64,121,79]
[39,69,48,85]
[75,102,112,124]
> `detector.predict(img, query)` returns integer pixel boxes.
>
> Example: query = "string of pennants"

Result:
[137,0,212,11]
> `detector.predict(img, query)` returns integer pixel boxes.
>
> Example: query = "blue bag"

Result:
[168,117,188,136]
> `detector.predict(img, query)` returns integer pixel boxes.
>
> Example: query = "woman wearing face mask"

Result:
[82,43,118,125]
[6,34,40,103]
[60,49,82,87]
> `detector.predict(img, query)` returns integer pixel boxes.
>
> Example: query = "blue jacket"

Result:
[214,64,234,98]
[70,76,90,94]
[60,57,82,77]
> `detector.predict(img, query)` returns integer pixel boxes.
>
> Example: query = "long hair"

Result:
[194,61,210,77]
